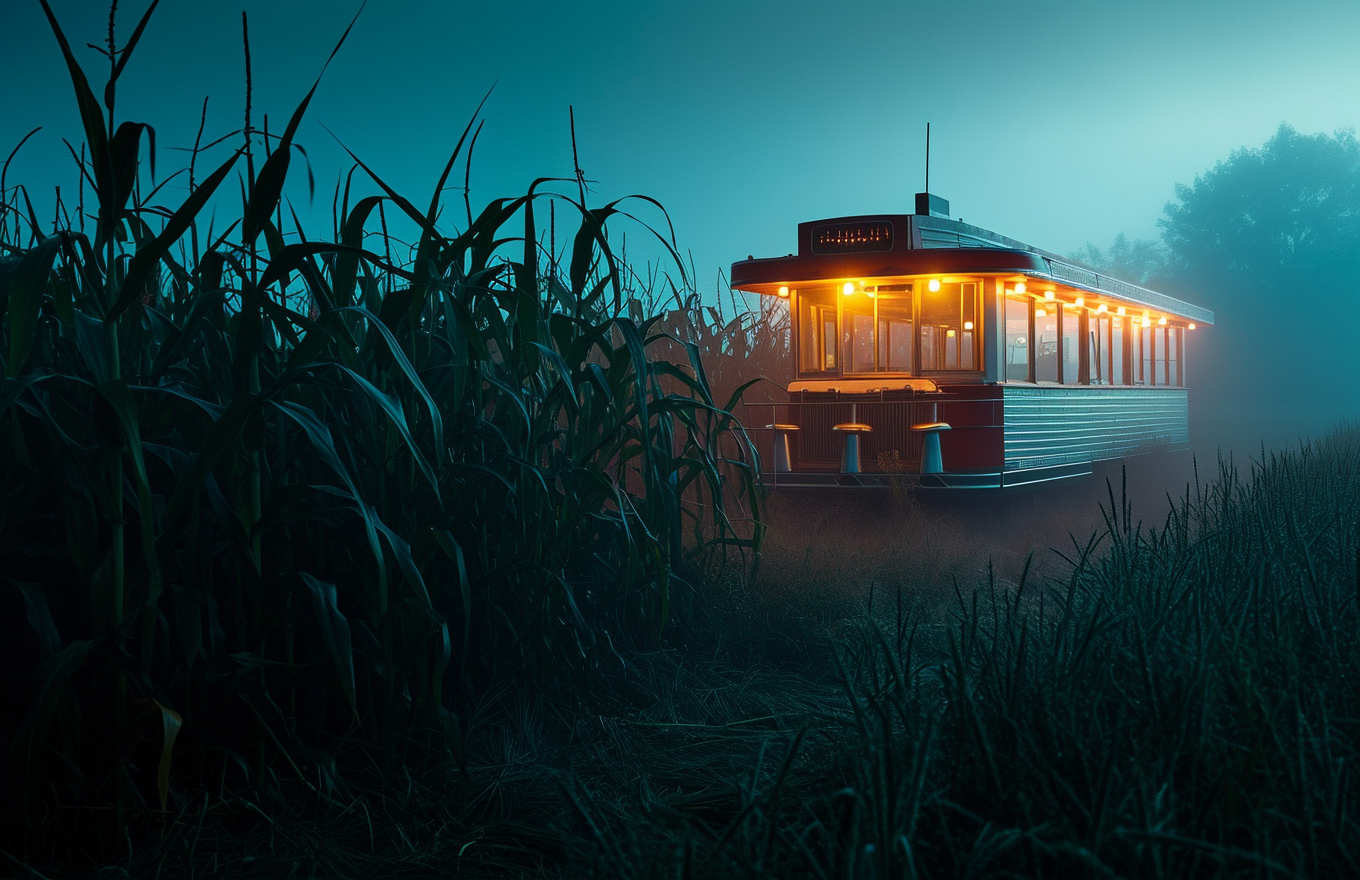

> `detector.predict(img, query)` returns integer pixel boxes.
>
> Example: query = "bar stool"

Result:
[766,423,799,474]
[832,422,873,474]
[911,422,951,474]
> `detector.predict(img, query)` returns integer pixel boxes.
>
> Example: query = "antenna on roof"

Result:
[915,123,950,218]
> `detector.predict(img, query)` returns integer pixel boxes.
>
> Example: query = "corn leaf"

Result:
[301,572,357,715]
[5,233,66,377]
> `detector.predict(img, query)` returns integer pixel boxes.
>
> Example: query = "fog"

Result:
[1083,125,1360,459]
[757,450,1205,606]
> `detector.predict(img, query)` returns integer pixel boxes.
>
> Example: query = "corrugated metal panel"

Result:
[917,225,1007,250]
[1002,386,1189,470]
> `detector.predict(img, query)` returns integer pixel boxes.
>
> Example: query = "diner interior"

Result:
[785,277,1193,387]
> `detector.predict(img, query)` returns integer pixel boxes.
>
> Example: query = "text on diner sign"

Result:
[811,221,894,254]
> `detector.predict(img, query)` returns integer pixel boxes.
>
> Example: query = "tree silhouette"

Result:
[1161,123,1360,302]
[1157,124,1360,451]
[1070,233,1172,286]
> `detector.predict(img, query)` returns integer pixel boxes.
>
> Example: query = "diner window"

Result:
[1169,327,1182,386]
[797,290,838,374]
[876,292,913,371]
[843,294,876,373]
[1139,325,1154,385]
[797,285,920,376]
[1154,327,1163,385]
[1005,293,1030,381]
[1111,316,1126,385]
[1035,304,1059,382]
[920,281,978,371]
[1089,315,1111,385]
[1061,305,1081,385]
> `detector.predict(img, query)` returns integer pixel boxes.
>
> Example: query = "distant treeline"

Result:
[1071,124,1360,452]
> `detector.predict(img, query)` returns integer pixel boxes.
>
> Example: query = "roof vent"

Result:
[915,192,950,219]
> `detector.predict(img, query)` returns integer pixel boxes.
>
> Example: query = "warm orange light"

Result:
[964,321,974,331]
[946,329,956,338]
[1015,281,1027,294]
[843,282,855,296]
[1158,316,1167,326]
[1189,323,1197,330]
[928,278,941,292]
[1074,296,1085,308]
[1096,303,1108,314]
[1044,290,1054,301]
[1035,308,1047,318]
[777,286,789,298]
[1142,316,1152,328]
[1116,306,1126,316]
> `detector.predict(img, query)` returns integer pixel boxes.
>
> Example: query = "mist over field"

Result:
[3,1,1359,877]
[1073,125,1360,458]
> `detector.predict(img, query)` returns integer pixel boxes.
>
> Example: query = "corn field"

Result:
[0,1,762,863]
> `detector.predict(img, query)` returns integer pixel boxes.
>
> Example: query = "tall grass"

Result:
[548,428,1360,880]
[0,1,760,863]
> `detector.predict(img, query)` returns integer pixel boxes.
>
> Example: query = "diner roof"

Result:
[731,214,1214,325]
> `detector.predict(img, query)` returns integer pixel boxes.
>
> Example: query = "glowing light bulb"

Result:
[1015,282,1027,294]
[946,329,956,338]
[1035,308,1047,318]
[1142,316,1152,328]
[928,278,941,292]
[777,286,789,298]
[1116,306,1126,316]
[1074,296,1085,308]
[1158,316,1167,326]
[843,282,854,296]
[964,321,974,331]
[1096,303,1108,314]
[1044,291,1055,301]
[1189,323,1197,330]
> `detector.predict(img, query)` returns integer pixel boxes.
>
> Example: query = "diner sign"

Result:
[810,221,894,254]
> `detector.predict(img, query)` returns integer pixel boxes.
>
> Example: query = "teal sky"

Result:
[6,0,1360,296]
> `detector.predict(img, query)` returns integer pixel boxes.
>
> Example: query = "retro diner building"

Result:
[730,194,1213,490]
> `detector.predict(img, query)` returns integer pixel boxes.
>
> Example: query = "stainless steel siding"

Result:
[1002,386,1189,470]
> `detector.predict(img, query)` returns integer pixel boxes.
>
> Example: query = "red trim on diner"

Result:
[731,247,1046,293]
